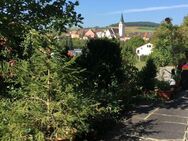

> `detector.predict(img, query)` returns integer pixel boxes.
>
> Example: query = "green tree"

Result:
[150,48,172,67]
[0,30,95,141]
[182,15,188,26]
[151,18,184,66]
[179,15,188,51]
[0,0,83,34]
[0,0,83,101]
[138,58,157,91]
[151,18,174,51]
[121,36,145,64]
[72,38,87,49]
[0,0,83,58]
[76,39,124,105]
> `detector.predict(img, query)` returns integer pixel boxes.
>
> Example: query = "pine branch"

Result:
[27,96,47,106]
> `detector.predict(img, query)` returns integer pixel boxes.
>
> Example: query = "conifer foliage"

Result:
[0,30,95,141]
[138,58,157,91]
[77,39,124,104]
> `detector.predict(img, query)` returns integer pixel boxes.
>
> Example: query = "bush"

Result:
[138,58,157,91]
[76,38,124,104]
[155,80,170,91]
[150,48,173,67]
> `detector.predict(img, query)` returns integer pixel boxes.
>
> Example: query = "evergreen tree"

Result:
[0,30,95,141]
[76,39,124,105]
[138,58,157,91]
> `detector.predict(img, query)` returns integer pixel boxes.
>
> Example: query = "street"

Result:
[101,91,188,141]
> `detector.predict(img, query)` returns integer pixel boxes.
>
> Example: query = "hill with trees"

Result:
[109,21,160,27]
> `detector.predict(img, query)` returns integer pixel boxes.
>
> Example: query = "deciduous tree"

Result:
[0,0,83,58]
[121,36,145,63]
[151,18,184,66]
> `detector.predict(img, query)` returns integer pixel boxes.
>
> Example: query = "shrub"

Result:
[150,48,173,67]
[76,38,124,104]
[138,58,157,91]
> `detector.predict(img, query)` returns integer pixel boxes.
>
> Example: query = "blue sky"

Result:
[76,0,188,27]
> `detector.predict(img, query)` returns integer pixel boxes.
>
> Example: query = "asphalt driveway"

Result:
[101,91,188,141]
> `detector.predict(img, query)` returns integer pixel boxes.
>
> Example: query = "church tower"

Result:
[119,14,125,37]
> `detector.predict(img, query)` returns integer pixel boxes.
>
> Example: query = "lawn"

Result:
[135,60,146,70]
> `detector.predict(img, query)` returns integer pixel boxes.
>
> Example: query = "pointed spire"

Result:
[120,13,124,23]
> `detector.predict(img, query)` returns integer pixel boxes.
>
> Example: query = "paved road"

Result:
[101,91,188,141]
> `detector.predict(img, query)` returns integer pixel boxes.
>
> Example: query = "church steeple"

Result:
[119,13,125,38]
[120,13,124,23]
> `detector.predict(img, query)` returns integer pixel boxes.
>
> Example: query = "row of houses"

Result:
[69,28,152,41]
[69,14,153,41]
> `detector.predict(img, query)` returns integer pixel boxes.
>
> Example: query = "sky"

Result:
[76,0,188,27]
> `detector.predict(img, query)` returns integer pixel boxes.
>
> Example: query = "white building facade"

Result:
[119,14,125,38]
[136,43,154,57]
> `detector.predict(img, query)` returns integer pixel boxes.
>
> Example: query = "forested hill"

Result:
[109,21,160,27]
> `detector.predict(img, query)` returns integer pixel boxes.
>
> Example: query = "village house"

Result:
[67,49,82,57]
[103,28,116,39]
[96,31,105,38]
[69,30,80,39]
[83,29,96,39]
[69,29,87,39]
[136,43,154,60]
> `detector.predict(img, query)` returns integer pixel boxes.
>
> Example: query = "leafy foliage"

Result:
[121,36,145,64]
[150,47,173,67]
[151,18,185,66]
[57,37,87,50]
[72,38,87,49]
[0,0,83,100]
[179,15,188,52]
[0,0,83,59]
[0,0,83,34]
[77,39,123,95]
[138,58,157,91]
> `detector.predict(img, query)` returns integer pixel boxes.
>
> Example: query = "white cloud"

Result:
[104,4,188,15]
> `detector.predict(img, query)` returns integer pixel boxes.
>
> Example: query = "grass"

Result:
[135,60,146,70]
[137,27,156,32]
[125,26,156,33]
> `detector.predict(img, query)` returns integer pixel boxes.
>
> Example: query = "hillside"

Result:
[109,21,159,27]
[125,26,156,33]
[108,21,159,33]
